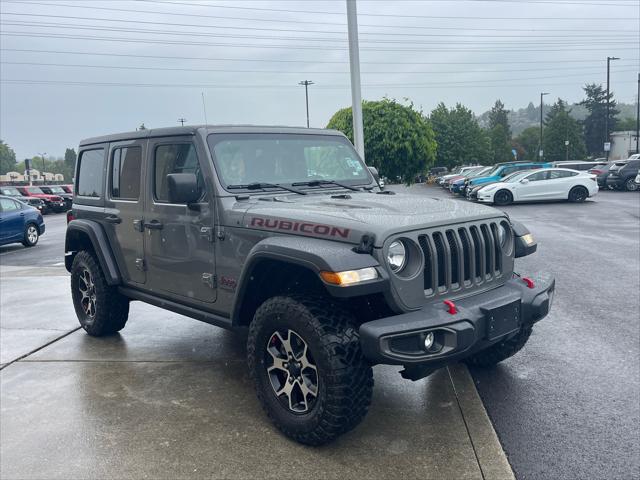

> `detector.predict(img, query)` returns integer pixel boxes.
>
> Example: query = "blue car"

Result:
[450,166,493,195]
[0,195,46,247]
[465,162,552,193]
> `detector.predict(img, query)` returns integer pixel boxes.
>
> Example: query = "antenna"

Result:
[201,92,209,125]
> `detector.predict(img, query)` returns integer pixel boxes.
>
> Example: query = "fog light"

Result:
[424,332,435,350]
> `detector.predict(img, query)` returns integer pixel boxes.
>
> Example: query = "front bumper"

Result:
[359,272,555,379]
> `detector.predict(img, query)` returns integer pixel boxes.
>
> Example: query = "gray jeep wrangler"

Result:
[65,125,555,445]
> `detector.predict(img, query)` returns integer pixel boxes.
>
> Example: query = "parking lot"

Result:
[1,187,639,479]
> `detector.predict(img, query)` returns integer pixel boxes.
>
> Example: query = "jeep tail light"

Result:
[66,210,75,224]
[320,268,378,286]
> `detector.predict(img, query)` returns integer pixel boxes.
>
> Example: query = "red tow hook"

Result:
[443,300,457,315]
[522,277,535,289]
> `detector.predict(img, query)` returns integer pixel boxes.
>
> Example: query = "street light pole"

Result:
[539,92,548,161]
[37,152,46,180]
[298,80,314,128]
[605,56,619,160]
[346,0,365,161]
[178,118,186,126]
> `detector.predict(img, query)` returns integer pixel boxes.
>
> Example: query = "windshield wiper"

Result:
[291,179,361,192]
[227,182,307,195]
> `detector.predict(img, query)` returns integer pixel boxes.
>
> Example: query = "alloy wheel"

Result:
[265,329,319,414]
[626,179,638,191]
[78,268,97,319]
[27,225,38,244]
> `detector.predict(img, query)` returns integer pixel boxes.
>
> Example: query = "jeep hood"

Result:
[240,191,505,247]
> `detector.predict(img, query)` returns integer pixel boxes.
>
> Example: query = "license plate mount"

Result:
[484,300,521,341]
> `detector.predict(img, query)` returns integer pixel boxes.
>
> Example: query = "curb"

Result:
[448,363,515,480]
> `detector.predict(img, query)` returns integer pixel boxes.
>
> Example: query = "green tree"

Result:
[489,124,513,163]
[542,99,587,162]
[429,102,490,168]
[579,83,619,156]
[326,98,436,183]
[616,117,637,131]
[64,148,77,167]
[0,140,17,175]
[489,100,512,137]
[513,126,541,161]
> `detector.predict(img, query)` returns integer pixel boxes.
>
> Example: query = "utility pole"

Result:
[346,0,365,161]
[539,92,548,161]
[178,118,186,126]
[38,152,46,180]
[636,73,640,153]
[565,140,570,161]
[605,56,619,160]
[298,80,314,128]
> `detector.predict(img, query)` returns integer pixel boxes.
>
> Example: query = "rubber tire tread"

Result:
[21,222,39,247]
[464,326,533,368]
[247,295,373,446]
[494,189,513,206]
[568,186,588,202]
[71,250,129,336]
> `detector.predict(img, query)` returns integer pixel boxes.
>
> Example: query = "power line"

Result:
[2,31,635,52]
[3,12,635,37]
[3,60,635,75]
[2,20,630,45]
[2,1,636,25]
[5,48,636,66]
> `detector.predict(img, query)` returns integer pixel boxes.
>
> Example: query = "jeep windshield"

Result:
[207,133,373,193]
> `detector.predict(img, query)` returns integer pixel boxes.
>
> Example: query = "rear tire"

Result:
[494,189,513,206]
[247,295,373,445]
[71,251,129,336]
[21,223,39,247]
[568,186,588,202]
[464,326,533,367]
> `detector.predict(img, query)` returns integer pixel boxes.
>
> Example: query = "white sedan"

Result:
[477,168,598,206]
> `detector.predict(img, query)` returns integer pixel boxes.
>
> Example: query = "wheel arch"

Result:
[65,219,121,285]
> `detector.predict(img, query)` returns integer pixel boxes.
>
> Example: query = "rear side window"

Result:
[77,149,105,197]
[549,170,576,179]
[154,143,203,203]
[0,198,19,211]
[111,146,142,200]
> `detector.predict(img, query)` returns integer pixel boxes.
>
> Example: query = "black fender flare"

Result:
[65,219,121,285]
[231,236,388,324]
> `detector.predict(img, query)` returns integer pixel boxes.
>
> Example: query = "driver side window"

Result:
[154,143,205,203]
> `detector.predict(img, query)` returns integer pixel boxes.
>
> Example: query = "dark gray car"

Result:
[65,125,555,445]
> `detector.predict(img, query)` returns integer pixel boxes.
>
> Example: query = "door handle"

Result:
[104,215,122,224]
[144,220,163,230]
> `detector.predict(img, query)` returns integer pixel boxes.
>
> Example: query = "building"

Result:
[610,130,640,160]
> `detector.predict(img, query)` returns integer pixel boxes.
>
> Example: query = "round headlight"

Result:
[497,224,507,247]
[387,240,407,272]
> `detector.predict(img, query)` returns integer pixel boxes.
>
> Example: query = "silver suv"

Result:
[65,125,555,445]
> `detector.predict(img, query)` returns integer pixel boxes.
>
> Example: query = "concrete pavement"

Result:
[1,263,513,479]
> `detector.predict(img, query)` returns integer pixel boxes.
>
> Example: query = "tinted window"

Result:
[549,170,575,179]
[111,146,142,200]
[0,198,19,212]
[625,160,640,169]
[77,149,105,197]
[527,171,549,182]
[154,143,203,202]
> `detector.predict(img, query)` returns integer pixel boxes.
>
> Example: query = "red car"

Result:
[17,186,66,213]
[61,185,73,194]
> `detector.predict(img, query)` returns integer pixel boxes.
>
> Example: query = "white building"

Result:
[610,130,639,160]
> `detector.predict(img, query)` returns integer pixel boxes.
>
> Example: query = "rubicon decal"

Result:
[250,217,350,238]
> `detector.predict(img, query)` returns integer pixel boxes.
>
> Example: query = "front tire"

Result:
[625,178,638,192]
[464,326,532,367]
[247,295,373,445]
[568,185,588,202]
[21,223,39,247]
[71,251,129,336]
[494,189,513,206]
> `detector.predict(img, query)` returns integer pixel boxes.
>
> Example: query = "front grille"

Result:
[418,221,505,297]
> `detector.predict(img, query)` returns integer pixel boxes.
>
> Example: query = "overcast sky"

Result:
[1,0,639,160]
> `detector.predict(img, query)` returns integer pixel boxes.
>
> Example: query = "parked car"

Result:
[429,166,448,176]
[605,159,640,191]
[437,166,479,185]
[64,125,553,445]
[465,161,552,194]
[441,166,484,188]
[467,171,533,201]
[450,166,493,195]
[0,195,45,247]
[588,162,614,189]
[61,184,74,194]
[16,186,66,213]
[476,168,598,206]
[40,185,73,210]
[551,161,607,171]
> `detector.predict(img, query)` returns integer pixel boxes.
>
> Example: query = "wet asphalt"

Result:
[397,184,640,480]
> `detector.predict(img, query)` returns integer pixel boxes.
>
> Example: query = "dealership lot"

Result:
[1,187,639,479]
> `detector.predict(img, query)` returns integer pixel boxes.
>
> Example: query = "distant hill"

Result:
[477,101,637,136]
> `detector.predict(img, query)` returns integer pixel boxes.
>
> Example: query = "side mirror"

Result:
[167,173,200,204]
[368,166,380,183]
[520,178,530,184]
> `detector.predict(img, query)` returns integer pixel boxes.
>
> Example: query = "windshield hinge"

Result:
[202,273,216,289]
